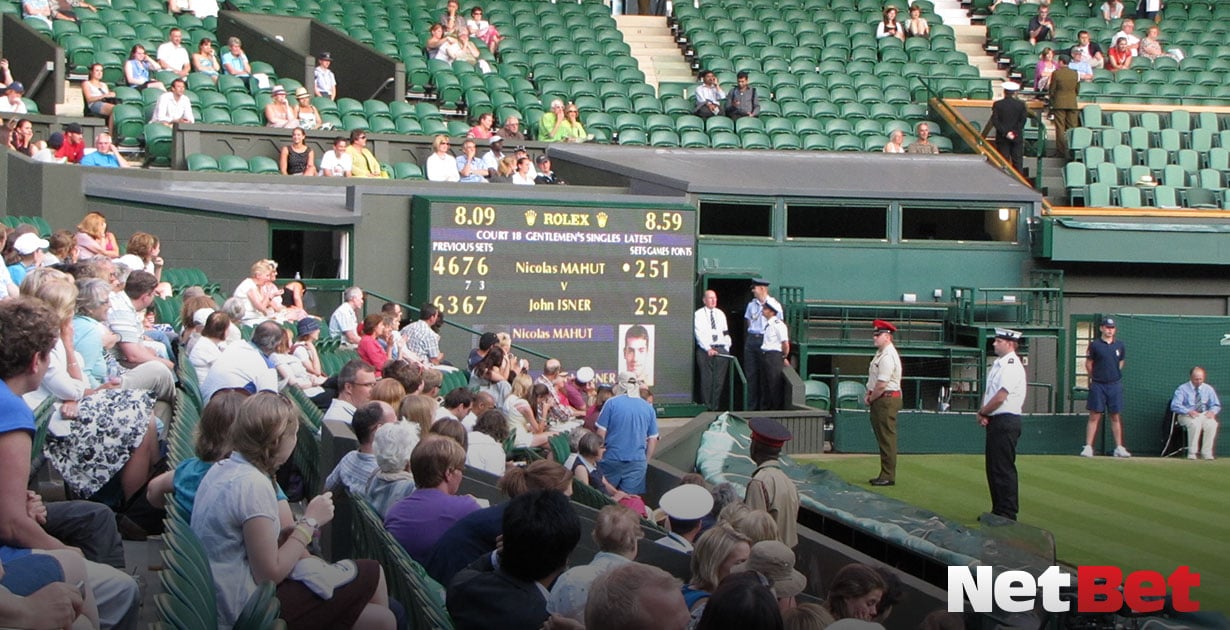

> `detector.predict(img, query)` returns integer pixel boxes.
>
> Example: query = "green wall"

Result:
[833,410,1087,455]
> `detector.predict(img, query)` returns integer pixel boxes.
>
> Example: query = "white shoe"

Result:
[1113,446,1132,458]
[1080,445,1094,457]
[1202,454,1215,460]
[1188,453,1198,460]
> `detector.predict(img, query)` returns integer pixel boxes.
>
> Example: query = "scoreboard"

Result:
[410,196,697,403]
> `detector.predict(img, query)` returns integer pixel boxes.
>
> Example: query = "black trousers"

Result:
[985,413,1022,520]
[744,334,764,410]
[996,136,1024,175]
[762,350,784,410]
[696,347,731,410]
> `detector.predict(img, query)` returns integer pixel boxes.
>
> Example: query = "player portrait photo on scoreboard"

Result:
[619,323,655,386]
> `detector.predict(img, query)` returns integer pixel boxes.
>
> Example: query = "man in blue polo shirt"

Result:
[743,278,771,410]
[1082,317,1131,457]
[596,371,659,494]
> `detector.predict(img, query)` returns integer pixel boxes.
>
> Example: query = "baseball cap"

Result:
[575,366,595,384]
[616,370,640,397]
[14,233,49,255]
[6,81,24,93]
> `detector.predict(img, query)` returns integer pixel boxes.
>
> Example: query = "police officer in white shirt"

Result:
[977,328,1028,521]
[759,298,790,411]
[654,484,713,554]
[694,290,732,410]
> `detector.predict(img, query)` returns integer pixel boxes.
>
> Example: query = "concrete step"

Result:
[615,14,665,28]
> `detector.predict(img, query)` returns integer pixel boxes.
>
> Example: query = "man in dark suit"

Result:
[983,81,1029,175]
[1048,54,1081,159]
[446,490,581,630]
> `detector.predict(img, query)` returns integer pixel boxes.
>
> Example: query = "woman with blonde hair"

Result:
[504,373,554,447]
[425,134,460,182]
[682,522,753,621]
[74,211,119,259]
[192,392,396,629]
[232,259,283,324]
[369,378,407,408]
[731,508,778,544]
[399,393,437,440]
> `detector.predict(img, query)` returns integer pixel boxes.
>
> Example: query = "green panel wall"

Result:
[833,410,1087,455]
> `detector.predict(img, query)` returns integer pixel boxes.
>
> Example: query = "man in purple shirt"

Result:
[384,436,480,563]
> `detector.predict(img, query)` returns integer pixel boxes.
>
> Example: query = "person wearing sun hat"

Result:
[293,86,322,130]
[983,79,1028,174]
[978,328,1027,520]
[866,319,902,487]
[655,483,714,553]
[733,539,807,606]
[745,417,799,548]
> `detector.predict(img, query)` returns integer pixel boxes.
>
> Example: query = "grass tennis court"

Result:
[797,454,1230,615]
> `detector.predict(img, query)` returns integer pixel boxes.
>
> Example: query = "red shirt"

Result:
[357,335,388,376]
[56,137,85,164]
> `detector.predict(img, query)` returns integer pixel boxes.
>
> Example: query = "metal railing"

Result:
[364,290,551,361]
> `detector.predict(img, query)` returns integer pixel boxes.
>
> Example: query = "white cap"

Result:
[762,297,783,315]
[14,233,49,255]
[994,328,1023,341]
[193,307,216,327]
[616,370,641,397]
[575,366,595,384]
[659,484,713,521]
[1002,81,1021,92]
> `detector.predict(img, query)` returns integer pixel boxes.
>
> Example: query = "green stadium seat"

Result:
[248,156,280,174]
[1064,162,1087,205]
[1086,182,1112,206]
[392,163,425,179]
[217,155,250,173]
[618,128,647,145]
[113,104,145,148]
[144,124,173,166]
[186,153,219,172]
[710,130,740,149]
[680,130,710,148]
[650,130,680,147]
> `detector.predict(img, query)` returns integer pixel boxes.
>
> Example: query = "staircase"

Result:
[615,15,695,95]
[932,0,1009,96]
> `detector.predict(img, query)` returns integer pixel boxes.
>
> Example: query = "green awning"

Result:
[1038,218,1230,264]
[1056,219,1230,233]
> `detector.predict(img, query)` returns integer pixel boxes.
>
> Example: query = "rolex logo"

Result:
[596,212,608,228]
[525,209,537,226]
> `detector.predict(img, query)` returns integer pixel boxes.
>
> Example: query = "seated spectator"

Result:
[191,38,220,79]
[732,540,806,613]
[108,269,174,371]
[1073,30,1105,69]
[693,70,726,119]
[401,303,445,365]
[0,553,99,629]
[425,22,447,58]
[424,134,460,182]
[820,563,886,623]
[497,115,526,141]
[329,286,363,343]
[470,345,510,404]
[904,4,929,38]
[1028,5,1055,45]
[906,122,939,154]
[0,83,27,115]
[399,394,436,441]
[548,504,644,622]
[1170,366,1219,461]
[279,126,316,175]
[1111,20,1139,56]
[0,58,10,87]
[656,482,713,553]
[466,408,508,475]
[45,230,76,264]
[189,310,228,382]
[489,155,516,183]
[511,156,535,185]
[565,431,628,500]
[504,374,555,447]
[150,78,194,126]
[221,36,252,78]
[191,392,395,629]
[440,0,462,34]
[313,51,336,99]
[1139,25,1180,60]
[22,0,57,25]
[291,317,326,381]
[583,562,691,630]
[124,45,165,90]
[384,435,481,563]
[365,420,418,515]
[680,523,753,624]
[480,135,508,171]
[357,313,390,375]
[437,386,476,424]
[875,7,905,41]
[538,99,566,141]
[435,29,492,74]
[725,72,759,119]
[326,401,396,496]
[1069,47,1095,81]
[1107,36,1133,70]
[782,603,830,629]
[447,490,581,630]
[157,28,190,78]
[6,118,40,156]
[116,232,163,282]
[467,6,502,52]
[346,129,388,178]
[323,359,376,423]
[232,259,281,324]
[55,123,86,164]
[8,232,46,286]
[271,328,324,394]
[1034,47,1057,90]
[294,87,322,130]
[512,145,538,178]
[319,136,352,176]
[457,138,490,183]
[264,85,296,128]
[81,64,116,126]
[80,132,129,169]
[32,132,68,163]
[199,320,282,401]
[1101,0,1124,22]
[468,112,495,139]
[729,508,777,544]
[696,571,783,630]
[534,155,565,184]
[883,129,905,153]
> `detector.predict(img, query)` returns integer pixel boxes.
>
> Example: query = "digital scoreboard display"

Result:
[413,197,697,403]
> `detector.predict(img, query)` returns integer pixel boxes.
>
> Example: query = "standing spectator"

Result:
[983,80,1027,173]
[384,436,481,563]
[81,64,116,129]
[314,52,336,99]
[293,87,321,130]
[977,328,1027,521]
[1111,19,1140,56]
[467,6,502,52]
[124,45,165,90]
[468,112,495,139]
[279,126,316,176]
[55,122,86,164]
[498,116,526,141]
[743,279,770,410]
[221,37,252,79]
[319,136,352,177]
[1048,54,1080,159]
[1028,5,1055,45]
[0,83,27,115]
[1081,317,1131,457]
[1136,0,1161,22]
[904,4,929,38]
[875,6,905,41]
[907,122,940,154]
[693,70,726,119]
[1106,37,1133,70]
[596,371,659,495]
[329,286,364,343]
[191,38,220,80]
[725,71,759,119]
[457,138,490,183]
[1034,47,1057,91]
[264,85,296,128]
[151,78,194,125]
[695,290,732,410]
[347,129,387,178]
[79,132,129,168]
[425,134,460,182]
[156,28,190,77]
[866,319,902,486]
[744,417,799,548]
[1170,367,1220,460]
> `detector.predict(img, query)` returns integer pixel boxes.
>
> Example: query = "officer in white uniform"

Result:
[759,298,790,411]
[654,484,713,554]
[977,328,1028,520]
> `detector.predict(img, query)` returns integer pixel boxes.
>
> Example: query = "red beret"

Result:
[873,319,897,333]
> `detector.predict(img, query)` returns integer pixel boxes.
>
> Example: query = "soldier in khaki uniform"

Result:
[866,319,903,486]
[745,417,800,548]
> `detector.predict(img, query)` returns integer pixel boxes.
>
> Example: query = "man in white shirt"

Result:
[319,136,352,177]
[1111,19,1140,56]
[323,360,376,423]
[200,320,282,401]
[480,135,506,171]
[150,78,194,125]
[693,290,732,410]
[977,328,1027,521]
[156,28,190,77]
[0,82,28,114]
[692,70,725,118]
[329,286,363,343]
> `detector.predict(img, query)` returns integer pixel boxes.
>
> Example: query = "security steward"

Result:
[977,328,1027,521]
[760,298,790,411]
[866,319,903,486]
[694,289,733,410]
[743,278,771,410]
[654,483,714,554]
[745,417,800,548]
